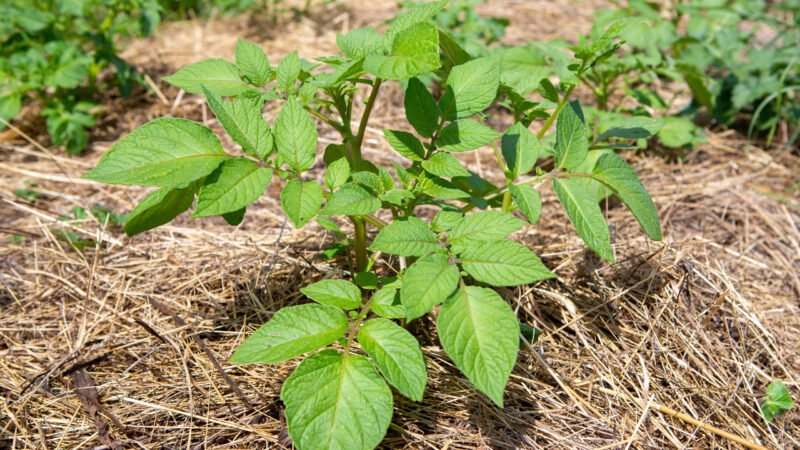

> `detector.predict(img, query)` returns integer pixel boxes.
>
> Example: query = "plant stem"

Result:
[353,78,383,164]
[352,217,368,273]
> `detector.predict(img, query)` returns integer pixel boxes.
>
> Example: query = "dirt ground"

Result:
[1,1,799,449]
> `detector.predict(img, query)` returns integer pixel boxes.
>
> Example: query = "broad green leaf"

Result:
[163,58,251,96]
[658,116,704,148]
[384,130,425,161]
[230,304,347,364]
[439,54,501,120]
[301,279,361,310]
[553,177,614,262]
[236,39,271,85]
[432,207,464,232]
[358,318,427,401]
[401,254,459,320]
[84,118,228,187]
[509,184,541,224]
[597,116,664,141]
[277,51,301,93]
[203,87,273,160]
[502,122,542,177]
[351,171,384,194]
[592,153,662,241]
[321,183,381,216]
[761,381,794,421]
[417,173,470,199]
[449,211,524,248]
[275,98,317,172]
[281,350,393,450]
[371,288,404,319]
[337,27,386,59]
[280,179,324,228]
[222,207,246,225]
[498,43,559,95]
[404,77,439,138]
[370,216,438,257]
[381,189,415,206]
[324,157,351,190]
[385,0,447,43]
[438,286,519,406]
[438,29,472,70]
[554,101,588,170]
[422,152,470,178]
[459,240,554,286]
[364,22,440,80]
[437,119,500,152]
[194,158,272,217]
[124,186,196,236]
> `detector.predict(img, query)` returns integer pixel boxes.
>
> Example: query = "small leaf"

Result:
[203,87,273,160]
[437,119,500,152]
[417,173,470,199]
[358,318,427,401]
[553,177,614,262]
[449,211,524,248]
[384,130,425,161]
[194,158,272,217]
[422,152,470,178]
[597,116,664,141]
[385,0,447,43]
[509,184,541,224]
[230,304,347,364]
[438,286,519,407]
[502,122,542,177]
[337,26,386,59]
[370,216,439,257]
[761,381,794,422]
[222,207,246,225]
[592,153,662,240]
[164,58,251,96]
[404,77,439,138]
[281,350,393,450]
[124,186,196,236]
[459,240,555,286]
[276,51,301,93]
[364,22,440,80]
[554,101,588,170]
[371,289,404,319]
[401,254,460,320]
[324,157,351,190]
[280,179,324,228]
[301,279,361,310]
[432,207,464,232]
[439,54,501,120]
[321,183,382,216]
[84,118,228,187]
[236,39,271,85]
[275,97,317,173]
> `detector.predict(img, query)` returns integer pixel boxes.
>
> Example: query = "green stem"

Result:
[352,217,368,273]
[353,78,383,164]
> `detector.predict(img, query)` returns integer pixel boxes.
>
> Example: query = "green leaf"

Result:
[404,77,439,138]
[417,173,470,199]
[194,158,272,217]
[163,58,251,96]
[437,119,500,152]
[439,54,501,120]
[281,350,393,450]
[401,254,459,320]
[449,211,524,248]
[597,116,664,141]
[553,177,614,262]
[658,116,704,148]
[275,97,317,172]
[321,183,381,216]
[203,87,273,160]
[370,216,439,257]
[364,22,440,80]
[761,381,794,421]
[437,286,519,406]
[358,318,427,401]
[230,304,347,364]
[509,184,541,224]
[371,288,405,319]
[337,27,386,59]
[422,152,470,178]
[236,39,271,85]
[502,122,542,177]
[384,130,425,161]
[277,51,301,93]
[432,207,464,232]
[592,153,662,241]
[301,279,361,310]
[84,118,228,187]
[385,0,447,43]
[324,157,351,190]
[280,179,324,228]
[554,101,588,170]
[222,207,246,225]
[459,240,554,286]
[124,186,196,236]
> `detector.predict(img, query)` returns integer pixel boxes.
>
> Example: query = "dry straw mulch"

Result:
[2,1,799,449]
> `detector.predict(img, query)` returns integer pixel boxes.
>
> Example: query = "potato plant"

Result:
[84,2,662,448]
